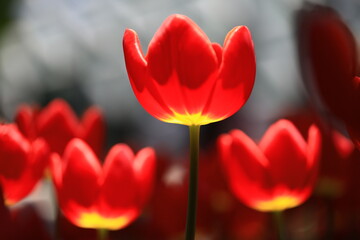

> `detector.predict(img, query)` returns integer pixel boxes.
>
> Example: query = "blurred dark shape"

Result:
[122,150,268,240]
[0,0,16,37]
[296,3,360,149]
[15,98,105,157]
[196,149,268,240]
[0,189,51,240]
[285,108,360,239]
[10,203,51,240]
[58,214,97,240]
[0,187,13,240]
[285,109,354,198]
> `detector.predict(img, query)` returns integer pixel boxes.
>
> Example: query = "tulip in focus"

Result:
[123,14,255,240]
[50,138,156,230]
[123,14,255,126]
[15,99,105,156]
[0,124,50,205]
[218,119,321,212]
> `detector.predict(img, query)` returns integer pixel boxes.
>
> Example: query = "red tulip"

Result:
[15,99,105,156]
[284,109,355,198]
[218,119,321,212]
[0,124,50,204]
[296,4,360,149]
[123,14,255,126]
[50,138,156,230]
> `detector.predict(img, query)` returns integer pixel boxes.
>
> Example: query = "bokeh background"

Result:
[0,0,359,239]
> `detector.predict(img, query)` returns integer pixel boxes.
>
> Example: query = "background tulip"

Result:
[218,119,321,239]
[15,99,105,156]
[218,119,321,212]
[50,138,156,231]
[296,4,360,149]
[0,124,50,205]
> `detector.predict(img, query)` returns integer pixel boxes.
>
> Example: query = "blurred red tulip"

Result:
[285,109,360,238]
[218,119,321,212]
[284,109,355,198]
[123,14,255,126]
[15,99,105,156]
[0,124,50,204]
[316,130,354,198]
[296,4,360,149]
[50,138,156,230]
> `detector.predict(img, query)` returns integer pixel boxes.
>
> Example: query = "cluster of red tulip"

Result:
[0,3,359,240]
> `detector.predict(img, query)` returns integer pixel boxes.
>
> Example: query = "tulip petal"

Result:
[2,139,50,204]
[80,107,105,158]
[205,26,255,120]
[49,153,62,190]
[303,124,321,189]
[146,14,218,118]
[100,144,138,214]
[123,28,174,120]
[218,130,270,208]
[123,29,148,92]
[95,144,140,229]
[0,124,28,179]
[147,14,217,89]
[61,139,101,208]
[133,147,156,206]
[259,120,308,189]
[14,105,37,140]
[36,99,78,154]
[212,43,222,67]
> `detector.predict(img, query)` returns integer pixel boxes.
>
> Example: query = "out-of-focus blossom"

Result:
[50,138,155,230]
[218,119,321,212]
[0,124,50,204]
[284,109,355,198]
[296,4,360,149]
[15,99,105,156]
[316,130,354,198]
[123,14,255,126]
[285,109,360,239]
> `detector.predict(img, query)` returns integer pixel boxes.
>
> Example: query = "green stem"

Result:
[273,211,287,240]
[97,228,108,240]
[185,125,200,240]
[325,198,334,240]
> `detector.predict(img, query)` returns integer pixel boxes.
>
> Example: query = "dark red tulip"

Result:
[0,124,50,204]
[15,99,105,156]
[297,4,360,149]
[50,138,156,230]
[123,14,255,126]
[218,119,321,212]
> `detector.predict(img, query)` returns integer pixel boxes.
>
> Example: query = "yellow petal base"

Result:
[77,212,131,230]
[160,111,224,126]
[254,195,301,212]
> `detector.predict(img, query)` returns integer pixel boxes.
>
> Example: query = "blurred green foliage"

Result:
[0,0,16,36]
